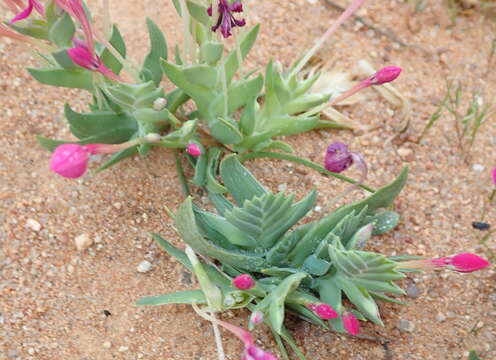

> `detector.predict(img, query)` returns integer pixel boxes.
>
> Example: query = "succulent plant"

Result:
[137,154,409,357]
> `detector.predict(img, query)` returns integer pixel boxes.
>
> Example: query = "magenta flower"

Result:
[67,43,123,82]
[400,253,490,273]
[307,303,338,320]
[329,65,402,106]
[342,312,360,336]
[232,274,255,290]
[186,143,202,157]
[369,66,402,85]
[324,142,368,182]
[206,318,277,360]
[207,0,246,38]
[50,144,92,178]
[9,0,44,24]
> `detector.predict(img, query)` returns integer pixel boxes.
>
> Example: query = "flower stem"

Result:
[238,151,375,193]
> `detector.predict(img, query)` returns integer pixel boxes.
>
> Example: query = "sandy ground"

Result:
[1,0,496,359]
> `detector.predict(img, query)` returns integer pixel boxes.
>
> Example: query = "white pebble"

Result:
[26,219,41,232]
[103,342,112,349]
[314,206,322,212]
[118,346,129,352]
[472,164,485,172]
[277,184,287,192]
[137,260,153,273]
[75,234,93,251]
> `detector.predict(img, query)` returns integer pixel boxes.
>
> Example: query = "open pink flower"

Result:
[342,312,360,335]
[307,303,338,320]
[67,43,123,82]
[9,0,44,24]
[207,0,246,38]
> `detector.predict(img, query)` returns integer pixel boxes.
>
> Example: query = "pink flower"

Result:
[342,312,360,336]
[9,0,44,24]
[211,319,277,360]
[307,303,338,320]
[329,65,402,106]
[400,253,490,273]
[67,43,123,82]
[369,66,402,85]
[207,0,246,38]
[232,274,255,290]
[432,253,490,273]
[186,143,202,157]
[55,0,95,53]
[50,144,91,179]
[492,167,496,186]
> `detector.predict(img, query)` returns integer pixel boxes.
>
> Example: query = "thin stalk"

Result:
[210,311,226,360]
[238,151,375,193]
[102,0,111,39]
[290,0,366,77]
[233,30,244,78]
[174,151,191,197]
[179,0,192,63]
[221,59,229,118]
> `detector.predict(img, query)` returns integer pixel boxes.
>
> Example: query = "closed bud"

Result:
[342,312,360,335]
[186,143,202,157]
[50,144,90,179]
[232,274,255,290]
[369,66,402,85]
[153,97,167,111]
[307,303,338,320]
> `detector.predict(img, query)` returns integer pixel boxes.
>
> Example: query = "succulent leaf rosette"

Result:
[137,155,489,359]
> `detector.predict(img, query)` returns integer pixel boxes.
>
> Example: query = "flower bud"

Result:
[232,274,255,290]
[186,143,202,157]
[307,303,338,320]
[342,312,360,336]
[442,253,490,273]
[153,97,167,111]
[369,66,402,85]
[324,142,353,173]
[249,311,264,325]
[50,144,90,179]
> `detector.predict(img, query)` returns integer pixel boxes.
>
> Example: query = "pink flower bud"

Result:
[369,66,402,85]
[342,312,360,336]
[249,311,264,325]
[50,144,90,178]
[186,143,202,157]
[434,253,490,273]
[232,274,255,290]
[307,303,338,320]
[492,167,496,186]
[244,345,278,360]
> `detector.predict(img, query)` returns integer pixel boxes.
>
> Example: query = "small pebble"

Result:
[75,234,93,251]
[436,313,446,322]
[397,147,413,160]
[397,319,415,333]
[118,346,129,352]
[26,219,41,232]
[103,342,112,349]
[314,206,322,212]
[137,260,152,273]
[446,311,457,319]
[472,164,485,172]
[406,283,422,298]
[277,183,287,192]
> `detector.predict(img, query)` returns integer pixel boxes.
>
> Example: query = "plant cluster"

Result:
[1,0,492,359]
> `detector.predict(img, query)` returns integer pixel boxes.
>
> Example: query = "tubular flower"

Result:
[55,0,95,53]
[67,42,123,82]
[9,0,44,24]
[207,0,246,38]
[50,134,161,178]
[399,253,490,273]
[213,320,277,360]
[307,303,338,320]
[342,312,360,336]
[329,66,402,106]
[232,274,255,290]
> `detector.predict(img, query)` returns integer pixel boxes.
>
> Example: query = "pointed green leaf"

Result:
[136,290,207,306]
[224,25,260,83]
[48,11,75,47]
[141,18,167,85]
[100,25,126,74]
[28,68,94,91]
